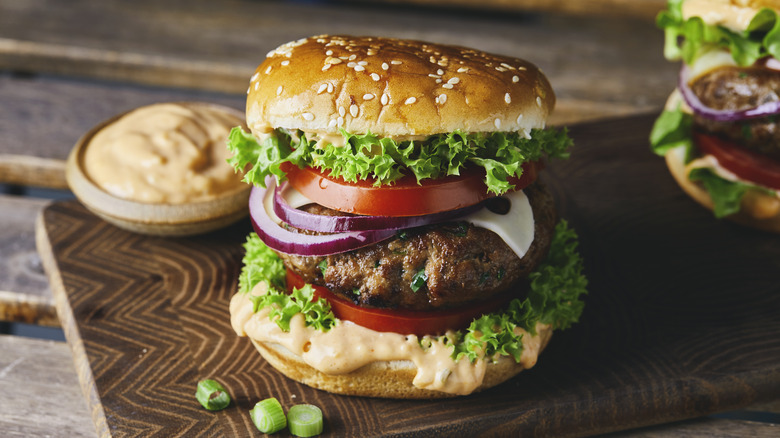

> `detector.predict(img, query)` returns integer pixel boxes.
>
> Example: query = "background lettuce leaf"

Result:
[657,0,780,65]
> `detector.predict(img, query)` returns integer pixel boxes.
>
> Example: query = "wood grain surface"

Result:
[37,114,780,437]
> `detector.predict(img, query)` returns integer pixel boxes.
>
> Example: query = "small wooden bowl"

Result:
[66,102,250,236]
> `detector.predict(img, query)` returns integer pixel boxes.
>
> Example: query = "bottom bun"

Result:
[249,327,552,399]
[665,147,780,233]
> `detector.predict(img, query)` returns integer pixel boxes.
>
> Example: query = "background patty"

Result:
[276,182,557,311]
[691,66,780,159]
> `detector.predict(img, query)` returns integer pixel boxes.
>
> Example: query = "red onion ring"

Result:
[249,180,396,256]
[679,64,780,122]
[272,181,484,232]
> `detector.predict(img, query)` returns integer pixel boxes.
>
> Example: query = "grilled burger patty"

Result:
[691,66,780,158]
[276,182,557,311]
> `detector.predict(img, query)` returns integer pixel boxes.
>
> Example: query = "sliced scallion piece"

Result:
[288,404,324,437]
[251,397,287,434]
[195,379,231,411]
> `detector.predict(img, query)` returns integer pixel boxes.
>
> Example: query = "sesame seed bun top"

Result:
[246,35,555,138]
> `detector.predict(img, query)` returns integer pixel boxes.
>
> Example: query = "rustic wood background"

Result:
[37,114,780,437]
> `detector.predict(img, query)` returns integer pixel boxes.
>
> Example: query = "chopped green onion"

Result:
[195,379,231,411]
[410,268,427,292]
[288,404,324,437]
[251,397,287,434]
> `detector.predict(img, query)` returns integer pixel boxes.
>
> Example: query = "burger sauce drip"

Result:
[230,286,548,396]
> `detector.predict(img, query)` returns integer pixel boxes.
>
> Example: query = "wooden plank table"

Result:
[1,0,778,436]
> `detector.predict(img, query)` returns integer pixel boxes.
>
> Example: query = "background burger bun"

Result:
[663,90,780,233]
[249,326,553,399]
[245,35,555,138]
[681,0,780,32]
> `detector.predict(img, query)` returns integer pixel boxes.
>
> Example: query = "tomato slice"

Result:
[694,132,780,190]
[286,269,515,337]
[280,161,541,217]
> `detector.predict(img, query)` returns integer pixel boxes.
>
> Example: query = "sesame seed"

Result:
[350,104,359,117]
[349,54,357,61]
[448,77,460,84]
[246,86,250,95]
[428,74,440,78]
[322,64,332,71]
[405,97,417,105]
[337,116,344,126]
[302,112,314,121]
[457,67,469,73]
[536,96,542,107]
[347,62,356,68]
[494,118,501,129]
[512,75,519,83]
[317,84,328,94]
[254,82,259,91]
[281,60,290,66]
[354,65,365,72]
[326,50,333,56]
[382,62,389,70]
[250,73,260,82]
[276,85,283,95]
[363,93,375,100]
[495,67,507,72]
[436,79,442,84]
[437,69,444,75]
[326,57,342,64]
[442,83,454,89]
[327,83,334,93]
[381,94,389,105]
[358,61,368,66]
[505,93,511,104]
[516,114,524,124]
[438,94,447,104]
[328,119,337,128]
[500,62,514,70]
[338,106,346,117]
[265,66,273,74]
[370,73,380,81]
[391,60,402,65]
[518,66,527,71]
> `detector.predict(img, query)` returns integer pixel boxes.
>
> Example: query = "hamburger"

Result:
[227,35,587,398]
[651,0,780,232]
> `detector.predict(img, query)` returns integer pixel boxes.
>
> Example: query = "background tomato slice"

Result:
[280,161,540,217]
[694,132,780,190]
[286,269,514,337]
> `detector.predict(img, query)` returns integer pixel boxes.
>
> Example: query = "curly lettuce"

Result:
[227,126,573,195]
[657,0,780,65]
[237,220,587,364]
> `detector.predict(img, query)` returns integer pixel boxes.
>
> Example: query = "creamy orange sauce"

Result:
[682,0,760,31]
[230,283,547,395]
[84,103,245,203]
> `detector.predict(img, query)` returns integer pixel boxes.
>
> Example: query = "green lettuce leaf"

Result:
[649,106,695,160]
[657,0,780,65]
[688,167,751,218]
[248,284,337,332]
[237,220,587,364]
[227,126,573,195]
[451,219,587,363]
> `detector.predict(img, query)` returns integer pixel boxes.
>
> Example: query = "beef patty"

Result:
[691,66,780,159]
[276,182,557,311]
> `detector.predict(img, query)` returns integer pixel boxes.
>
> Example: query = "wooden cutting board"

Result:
[37,114,780,437]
